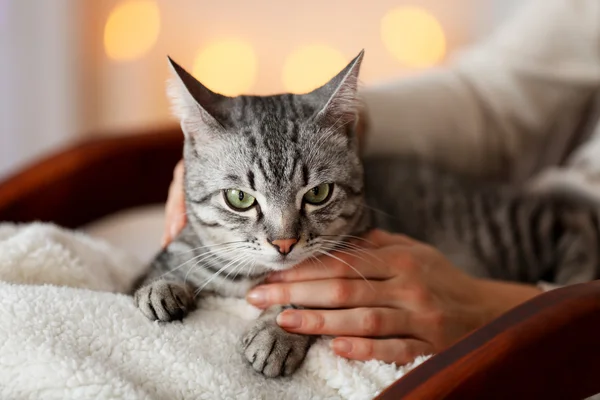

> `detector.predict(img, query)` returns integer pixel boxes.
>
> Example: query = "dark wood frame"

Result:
[1,127,600,399]
[0,126,183,227]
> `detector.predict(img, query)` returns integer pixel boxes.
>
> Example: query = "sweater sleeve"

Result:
[360,0,600,181]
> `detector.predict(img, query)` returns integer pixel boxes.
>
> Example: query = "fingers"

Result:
[246,279,390,309]
[266,250,393,283]
[276,307,412,337]
[162,160,187,247]
[331,337,433,364]
[265,231,418,284]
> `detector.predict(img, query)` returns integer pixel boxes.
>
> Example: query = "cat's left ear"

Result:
[309,50,364,127]
[166,56,228,138]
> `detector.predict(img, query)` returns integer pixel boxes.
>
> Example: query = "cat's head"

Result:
[167,51,367,274]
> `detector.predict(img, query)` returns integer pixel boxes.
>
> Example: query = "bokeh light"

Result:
[104,0,160,61]
[381,7,446,68]
[193,39,258,96]
[282,45,347,94]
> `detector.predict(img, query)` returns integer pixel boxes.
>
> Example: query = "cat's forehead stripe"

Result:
[257,158,270,183]
[302,165,309,187]
[247,170,256,191]
[289,153,300,181]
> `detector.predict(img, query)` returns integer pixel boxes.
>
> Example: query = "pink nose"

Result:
[269,238,298,255]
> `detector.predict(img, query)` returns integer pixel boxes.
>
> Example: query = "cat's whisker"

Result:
[322,240,369,252]
[231,258,255,281]
[182,246,245,282]
[182,246,245,285]
[224,255,252,281]
[196,254,248,294]
[318,238,367,250]
[320,234,377,246]
[172,241,247,256]
[317,239,382,265]
[228,261,245,281]
[317,249,375,291]
[159,243,246,280]
[318,239,384,263]
[322,247,375,269]
[243,260,257,280]
[307,254,327,270]
[195,253,249,295]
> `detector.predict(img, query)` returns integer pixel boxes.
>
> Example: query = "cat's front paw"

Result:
[241,320,312,378]
[134,279,195,322]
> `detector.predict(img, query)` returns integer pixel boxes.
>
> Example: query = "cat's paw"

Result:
[240,320,312,378]
[134,280,195,322]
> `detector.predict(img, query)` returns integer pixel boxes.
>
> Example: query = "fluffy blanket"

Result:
[0,223,428,400]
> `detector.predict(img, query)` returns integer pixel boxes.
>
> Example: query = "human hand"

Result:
[161,159,187,247]
[246,230,542,364]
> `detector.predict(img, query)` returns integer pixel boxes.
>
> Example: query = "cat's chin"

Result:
[260,256,306,272]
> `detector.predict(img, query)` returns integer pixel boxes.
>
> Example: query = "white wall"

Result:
[0,0,83,179]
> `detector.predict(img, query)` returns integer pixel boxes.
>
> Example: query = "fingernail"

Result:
[332,339,353,354]
[277,311,301,328]
[266,272,283,283]
[246,289,266,306]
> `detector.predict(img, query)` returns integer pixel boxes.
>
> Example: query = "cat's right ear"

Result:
[166,56,227,137]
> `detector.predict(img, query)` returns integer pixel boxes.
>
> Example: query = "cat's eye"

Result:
[224,189,256,211]
[303,183,333,205]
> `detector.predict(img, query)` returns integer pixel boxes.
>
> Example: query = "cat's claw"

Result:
[241,320,312,378]
[134,280,195,322]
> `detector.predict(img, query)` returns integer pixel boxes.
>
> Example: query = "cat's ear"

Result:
[166,56,227,137]
[308,50,364,127]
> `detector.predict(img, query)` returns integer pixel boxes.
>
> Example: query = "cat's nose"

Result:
[268,238,299,255]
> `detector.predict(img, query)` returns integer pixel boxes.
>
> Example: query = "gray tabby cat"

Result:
[133,50,599,377]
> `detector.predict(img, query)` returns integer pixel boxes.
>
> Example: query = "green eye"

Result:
[303,183,333,205]
[224,189,256,211]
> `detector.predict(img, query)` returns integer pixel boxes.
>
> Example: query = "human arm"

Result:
[246,230,542,362]
[360,0,600,181]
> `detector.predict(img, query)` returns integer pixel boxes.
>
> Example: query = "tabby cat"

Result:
[133,50,599,378]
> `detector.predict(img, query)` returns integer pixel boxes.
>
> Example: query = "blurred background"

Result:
[0,0,520,179]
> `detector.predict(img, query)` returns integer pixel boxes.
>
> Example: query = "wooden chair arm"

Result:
[376,280,600,400]
[0,126,183,228]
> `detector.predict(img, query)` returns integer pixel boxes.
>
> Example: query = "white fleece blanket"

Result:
[0,223,427,400]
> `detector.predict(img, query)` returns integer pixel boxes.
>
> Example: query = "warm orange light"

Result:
[104,0,160,61]
[381,7,446,68]
[282,45,347,94]
[193,39,258,96]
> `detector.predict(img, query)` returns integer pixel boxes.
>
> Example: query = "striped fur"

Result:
[134,51,368,377]
[364,156,599,285]
[134,51,599,378]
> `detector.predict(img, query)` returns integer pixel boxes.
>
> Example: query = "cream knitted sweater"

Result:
[362,0,600,182]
